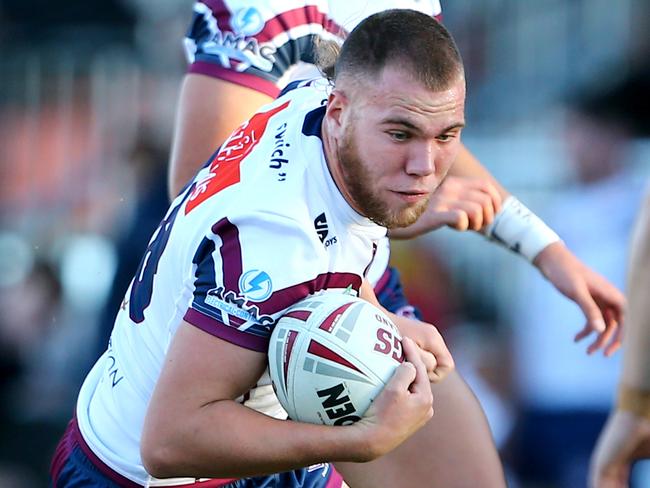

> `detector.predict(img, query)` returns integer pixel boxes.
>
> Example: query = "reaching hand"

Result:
[534,242,626,356]
[589,410,650,488]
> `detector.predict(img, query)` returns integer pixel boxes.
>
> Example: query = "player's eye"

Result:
[436,132,458,142]
[388,131,410,142]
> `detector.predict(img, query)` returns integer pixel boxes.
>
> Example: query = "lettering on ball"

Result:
[373,321,405,363]
[316,383,361,425]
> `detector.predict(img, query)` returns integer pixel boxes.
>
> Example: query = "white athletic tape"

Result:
[483,196,561,262]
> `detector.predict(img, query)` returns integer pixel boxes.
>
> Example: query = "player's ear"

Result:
[325,89,349,136]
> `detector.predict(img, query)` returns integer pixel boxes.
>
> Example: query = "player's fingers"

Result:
[419,349,438,376]
[604,326,623,357]
[421,327,455,383]
[461,188,497,228]
[433,200,482,232]
[574,288,608,335]
[436,209,470,231]
[586,307,619,354]
[587,308,619,354]
[587,323,618,355]
[429,349,454,384]
[604,308,624,357]
[483,181,503,214]
[387,359,417,392]
[574,323,594,342]
[401,337,430,394]
[456,200,485,231]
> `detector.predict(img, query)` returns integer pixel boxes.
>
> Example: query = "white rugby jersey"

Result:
[183,0,443,288]
[76,79,386,485]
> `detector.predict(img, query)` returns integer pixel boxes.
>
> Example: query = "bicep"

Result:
[145,321,267,428]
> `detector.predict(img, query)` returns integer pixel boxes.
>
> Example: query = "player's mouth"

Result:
[392,190,429,203]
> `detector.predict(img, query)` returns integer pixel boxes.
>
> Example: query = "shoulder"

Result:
[181,84,328,220]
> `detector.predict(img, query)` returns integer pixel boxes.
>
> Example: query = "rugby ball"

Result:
[268,293,404,426]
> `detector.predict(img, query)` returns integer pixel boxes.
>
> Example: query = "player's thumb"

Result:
[387,338,418,388]
[388,362,417,391]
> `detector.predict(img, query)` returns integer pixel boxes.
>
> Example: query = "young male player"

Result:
[51,10,463,487]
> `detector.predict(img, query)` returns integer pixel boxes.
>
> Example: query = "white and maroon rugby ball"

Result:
[268,293,404,426]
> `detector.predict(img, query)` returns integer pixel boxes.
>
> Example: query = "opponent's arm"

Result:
[589,196,650,488]
[141,321,433,479]
[391,143,626,355]
[168,74,274,199]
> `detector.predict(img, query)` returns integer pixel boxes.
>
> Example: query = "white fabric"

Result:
[484,196,561,262]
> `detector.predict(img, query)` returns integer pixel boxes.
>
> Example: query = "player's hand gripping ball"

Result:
[268,293,404,426]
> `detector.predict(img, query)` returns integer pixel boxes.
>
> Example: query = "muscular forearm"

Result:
[620,196,650,389]
[142,398,369,479]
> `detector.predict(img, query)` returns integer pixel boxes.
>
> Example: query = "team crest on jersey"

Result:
[239,269,273,302]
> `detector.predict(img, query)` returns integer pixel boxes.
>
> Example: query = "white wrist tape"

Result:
[484,196,561,262]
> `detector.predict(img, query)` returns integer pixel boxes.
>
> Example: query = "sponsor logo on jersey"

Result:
[269,122,291,181]
[313,213,338,248]
[239,269,273,302]
[231,7,265,36]
[205,286,274,326]
[105,338,124,388]
[201,31,275,73]
[185,101,290,214]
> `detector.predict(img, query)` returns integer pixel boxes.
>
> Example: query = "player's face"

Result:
[330,66,465,228]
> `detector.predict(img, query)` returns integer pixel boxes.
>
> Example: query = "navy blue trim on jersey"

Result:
[278,79,305,98]
[375,267,423,320]
[302,105,326,139]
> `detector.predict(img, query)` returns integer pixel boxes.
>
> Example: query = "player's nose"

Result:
[405,141,436,177]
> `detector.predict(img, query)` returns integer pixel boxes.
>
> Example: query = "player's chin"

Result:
[385,206,426,229]
[396,200,429,226]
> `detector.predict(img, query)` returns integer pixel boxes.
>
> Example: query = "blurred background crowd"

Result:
[1,1,649,486]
